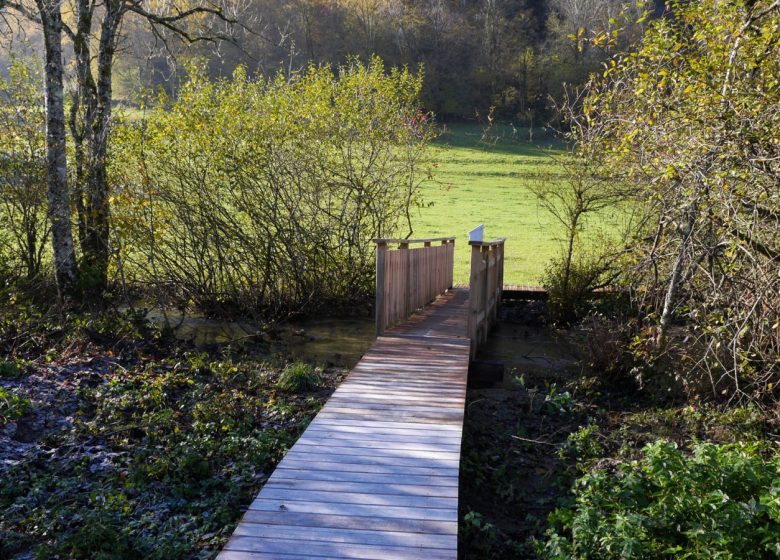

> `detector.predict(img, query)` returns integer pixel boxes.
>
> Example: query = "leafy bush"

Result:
[563,0,780,400]
[559,424,604,473]
[112,57,433,316]
[0,58,49,283]
[543,251,614,325]
[276,362,321,392]
[541,440,780,559]
[0,386,29,424]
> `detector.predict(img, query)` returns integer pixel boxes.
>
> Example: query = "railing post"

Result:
[496,242,505,323]
[375,240,388,336]
[447,239,455,289]
[399,241,410,320]
[481,245,490,347]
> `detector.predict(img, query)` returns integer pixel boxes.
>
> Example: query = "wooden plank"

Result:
[292,436,461,453]
[257,489,457,509]
[232,523,455,549]
[265,479,458,498]
[248,498,457,521]
[218,551,347,560]
[304,420,463,437]
[280,450,461,469]
[239,510,456,535]
[332,386,464,397]
[299,428,462,445]
[274,459,459,477]
[270,468,459,487]
[320,402,463,414]
[314,411,463,424]
[223,537,456,560]
[307,417,463,432]
[331,388,464,400]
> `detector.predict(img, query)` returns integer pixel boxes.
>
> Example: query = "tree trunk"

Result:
[75,0,120,295]
[657,201,697,347]
[39,3,79,298]
[69,0,97,251]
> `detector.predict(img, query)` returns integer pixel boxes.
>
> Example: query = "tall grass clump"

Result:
[276,362,322,392]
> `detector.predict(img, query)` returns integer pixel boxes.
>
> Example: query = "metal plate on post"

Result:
[468,224,483,243]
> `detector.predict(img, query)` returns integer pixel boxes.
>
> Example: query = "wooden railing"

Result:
[374,237,455,335]
[468,238,506,357]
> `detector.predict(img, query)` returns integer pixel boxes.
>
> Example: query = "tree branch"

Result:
[125,2,237,44]
[1,0,41,24]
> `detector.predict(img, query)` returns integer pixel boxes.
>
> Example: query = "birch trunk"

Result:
[39,2,79,298]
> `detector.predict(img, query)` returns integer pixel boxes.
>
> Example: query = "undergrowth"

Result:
[0,303,339,559]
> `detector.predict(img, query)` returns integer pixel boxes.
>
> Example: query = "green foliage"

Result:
[560,424,604,472]
[0,57,49,283]
[0,386,29,424]
[541,440,780,559]
[0,359,22,379]
[543,251,613,324]
[461,511,502,556]
[276,361,321,392]
[544,383,574,414]
[568,0,780,399]
[0,311,332,557]
[112,58,432,315]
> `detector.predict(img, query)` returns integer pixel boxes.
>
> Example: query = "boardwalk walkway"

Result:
[218,289,471,560]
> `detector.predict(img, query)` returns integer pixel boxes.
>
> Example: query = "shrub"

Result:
[276,362,321,392]
[112,57,433,316]
[543,251,615,325]
[541,440,780,559]
[0,58,49,284]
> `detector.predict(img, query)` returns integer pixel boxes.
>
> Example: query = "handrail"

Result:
[375,237,455,335]
[468,237,507,247]
[468,237,505,358]
[374,237,456,246]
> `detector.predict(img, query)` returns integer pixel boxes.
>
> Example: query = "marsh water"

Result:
[144,309,376,368]
[475,320,581,385]
[144,299,577,379]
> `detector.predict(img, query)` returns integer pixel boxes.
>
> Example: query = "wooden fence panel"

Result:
[375,238,456,335]
[467,239,505,358]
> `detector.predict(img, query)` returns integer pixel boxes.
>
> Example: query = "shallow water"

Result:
[275,317,375,368]
[475,321,581,386]
[143,305,574,376]
[145,309,375,368]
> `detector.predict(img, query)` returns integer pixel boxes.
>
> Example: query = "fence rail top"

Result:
[374,237,456,245]
[468,237,507,247]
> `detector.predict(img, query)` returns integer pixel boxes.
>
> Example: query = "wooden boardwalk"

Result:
[218,289,470,560]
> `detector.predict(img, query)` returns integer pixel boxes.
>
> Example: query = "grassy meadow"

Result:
[413,122,567,285]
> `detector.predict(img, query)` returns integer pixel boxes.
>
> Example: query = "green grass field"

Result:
[411,122,569,285]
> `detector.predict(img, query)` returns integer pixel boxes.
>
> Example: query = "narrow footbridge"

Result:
[218,235,505,560]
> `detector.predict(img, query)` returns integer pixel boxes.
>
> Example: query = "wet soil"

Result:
[458,300,587,559]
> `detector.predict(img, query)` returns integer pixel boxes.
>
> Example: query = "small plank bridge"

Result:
[219,234,506,560]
